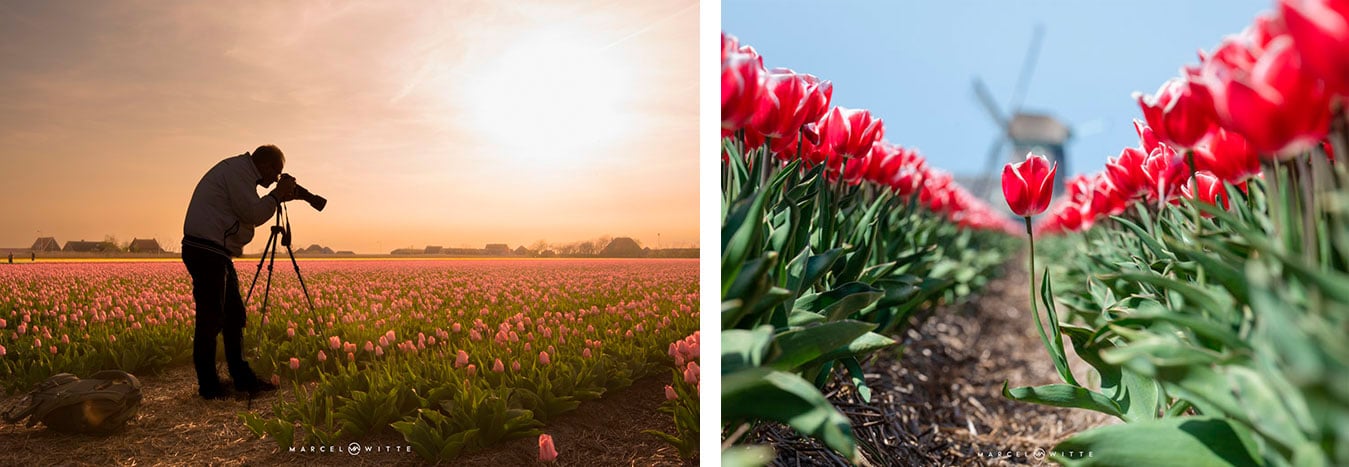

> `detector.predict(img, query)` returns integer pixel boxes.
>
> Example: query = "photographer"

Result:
[181,145,296,400]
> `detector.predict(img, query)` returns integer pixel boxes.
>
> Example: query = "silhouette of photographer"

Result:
[181,145,297,400]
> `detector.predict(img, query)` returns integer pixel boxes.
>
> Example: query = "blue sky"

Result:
[722,0,1269,178]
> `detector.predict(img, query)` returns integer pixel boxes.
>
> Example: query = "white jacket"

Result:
[183,154,278,256]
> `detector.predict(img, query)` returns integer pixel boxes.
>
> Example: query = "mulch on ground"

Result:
[745,259,1114,466]
[0,363,692,466]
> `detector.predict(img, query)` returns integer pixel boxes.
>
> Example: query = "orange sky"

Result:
[0,1,699,254]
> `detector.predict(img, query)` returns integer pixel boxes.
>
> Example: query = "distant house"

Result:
[31,237,60,252]
[513,246,530,256]
[424,245,443,254]
[600,237,643,258]
[392,248,423,255]
[64,240,117,253]
[298,244,334,255]
[127,238,163,253]
[484,244,510,256]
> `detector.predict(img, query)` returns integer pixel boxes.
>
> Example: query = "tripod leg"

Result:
[259,233,281,319]
[244,229,278,307]
[284,243,322,335]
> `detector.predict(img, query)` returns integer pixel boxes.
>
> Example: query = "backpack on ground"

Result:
[1,370,143,434]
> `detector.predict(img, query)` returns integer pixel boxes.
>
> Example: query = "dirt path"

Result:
[0,363,692,466]
[749,258,1114,466]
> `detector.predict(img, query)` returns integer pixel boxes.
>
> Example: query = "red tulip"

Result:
[1134,119,1163,155]
[1206,34,1333,155]
[819,107,883,160]
[751,69,809,140]
[1105,147,1149,199]
[1135,76,1218,148]
[1184,171,1230,212]
[721,40,765,132]
[1001,152,1057,217]
[1193,127,1260,183]
[539,434,558,462]
[1280,0,1349,96]
[1142,145,1188,206]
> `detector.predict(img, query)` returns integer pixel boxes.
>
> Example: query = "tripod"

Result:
[244,203,321,334]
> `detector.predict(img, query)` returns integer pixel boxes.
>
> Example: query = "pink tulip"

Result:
[456,349,469,368]
[665,385,678,401]
[683,362,700,385]
[329,336,341,350]
[466,364,477,378]
[539,434,558,462]
[539,351,550,365]
[289,357,300,370]
[512,361,522,372]
[493,358,505,373]
[318,350,327,362]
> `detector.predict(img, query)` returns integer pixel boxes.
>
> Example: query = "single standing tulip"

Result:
[1005,152,1078,386]
[1001,152,1057,217]
[539,434,558,462]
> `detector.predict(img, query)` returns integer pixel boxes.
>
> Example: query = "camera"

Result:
[281,174,327,211]
[295,184,327,211]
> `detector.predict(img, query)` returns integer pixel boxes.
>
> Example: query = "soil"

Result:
[0,364,692,466]
[744,258,1115,466]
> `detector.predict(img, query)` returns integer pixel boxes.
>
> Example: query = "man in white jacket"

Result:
[182,145,296,400]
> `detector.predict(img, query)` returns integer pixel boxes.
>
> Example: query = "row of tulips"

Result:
[1004,1,1349,465]
[721,33,1017,465]
[645,331,701,459]
[0,260,698,462]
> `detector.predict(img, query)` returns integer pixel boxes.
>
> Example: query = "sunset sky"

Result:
[0,1,699,254]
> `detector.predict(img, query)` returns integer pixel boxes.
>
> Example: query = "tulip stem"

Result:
[1025,216,1047,378]
[1187,149,1202,239]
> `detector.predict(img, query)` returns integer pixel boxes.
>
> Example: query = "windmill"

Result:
[972,24,1071,200]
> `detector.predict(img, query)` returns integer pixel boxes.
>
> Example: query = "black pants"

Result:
[182,243,259,395]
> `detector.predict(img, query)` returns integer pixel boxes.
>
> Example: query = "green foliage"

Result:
[1018,150,1349,466]
[720,138,1014,460]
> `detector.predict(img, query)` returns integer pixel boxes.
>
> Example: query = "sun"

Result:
[457,24,635,165]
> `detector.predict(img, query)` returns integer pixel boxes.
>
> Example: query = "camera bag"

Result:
[2,370,143,434]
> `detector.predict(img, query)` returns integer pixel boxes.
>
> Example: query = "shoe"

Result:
[200,386,233,401]
[237,379,278,395]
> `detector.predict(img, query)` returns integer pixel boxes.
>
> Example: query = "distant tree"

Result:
[530,240,549,257]
[104,235,125,252]
[576,241,595,256]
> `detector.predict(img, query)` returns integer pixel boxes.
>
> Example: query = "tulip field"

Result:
[720,32,1018,465]
[0,259,699,462]
[723,0,1349,464]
